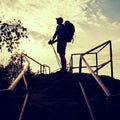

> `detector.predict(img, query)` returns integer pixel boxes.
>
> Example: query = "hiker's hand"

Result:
[48,40,53,45]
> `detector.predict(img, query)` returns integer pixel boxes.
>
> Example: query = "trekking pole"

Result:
[51,44,61,68]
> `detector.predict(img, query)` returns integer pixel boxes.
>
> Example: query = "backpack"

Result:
[62,21,75,42]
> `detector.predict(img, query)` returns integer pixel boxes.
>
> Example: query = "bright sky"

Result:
[0,0,120,79]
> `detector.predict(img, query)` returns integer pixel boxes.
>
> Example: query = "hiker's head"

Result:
[56,17,63,24]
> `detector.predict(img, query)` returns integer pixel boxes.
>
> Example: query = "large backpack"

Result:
[62,21,75,42]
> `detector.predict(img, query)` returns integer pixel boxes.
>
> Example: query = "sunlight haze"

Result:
[0,0,120,79]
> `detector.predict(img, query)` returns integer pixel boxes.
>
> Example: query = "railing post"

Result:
[96,53,98,75]
[109,40,113,78]
[69,55,73,73]
[71,55,73,73]
[79,55,82,74]
[48,66,50,74]
[21,54,23,69]
[40,65,42,74]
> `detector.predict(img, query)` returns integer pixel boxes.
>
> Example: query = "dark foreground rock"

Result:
[1,73,120,120]
[23,73,91,120]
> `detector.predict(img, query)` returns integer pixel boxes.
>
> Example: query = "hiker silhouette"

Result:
[48,17,67,73]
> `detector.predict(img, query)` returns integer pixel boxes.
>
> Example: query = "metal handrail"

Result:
[0,53,30,120]
[79,82,96,120]
[80,55,112,97]
[68,40,114,120]
[0,51,51,119]
[69,40,113,77]
[81,40,110,55]
[0,54,30,92]
[78,55,113,120]
[22,53,50,74]
[8,62,29,90]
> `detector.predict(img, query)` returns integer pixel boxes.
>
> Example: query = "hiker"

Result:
[48,17,67,73]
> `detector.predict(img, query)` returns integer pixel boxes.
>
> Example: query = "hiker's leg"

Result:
[57,40,67,71]
[59,53,66,70]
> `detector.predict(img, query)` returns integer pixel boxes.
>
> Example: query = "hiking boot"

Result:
[56,68,67,74]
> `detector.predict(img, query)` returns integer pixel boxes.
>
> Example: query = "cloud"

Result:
[97,0,120,22]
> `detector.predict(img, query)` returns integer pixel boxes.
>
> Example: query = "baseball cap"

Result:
[56,17,63,22]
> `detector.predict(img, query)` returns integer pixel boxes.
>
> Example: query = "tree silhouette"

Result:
[0,64,9,89]
[4,52,23,84]
[0,19,28,53]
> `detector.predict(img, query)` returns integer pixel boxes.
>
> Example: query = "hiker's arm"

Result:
[50,32,58,44]
[52,32,57,41]
[48,32,57,45]
[52,33,56,40]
